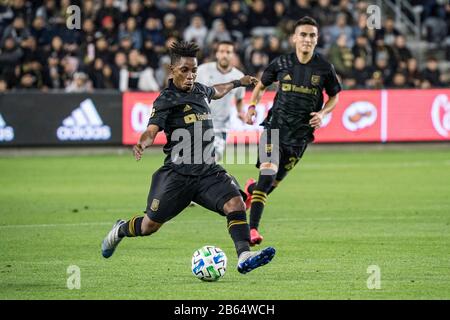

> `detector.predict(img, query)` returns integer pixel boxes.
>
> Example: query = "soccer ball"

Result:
[191,245,227,281]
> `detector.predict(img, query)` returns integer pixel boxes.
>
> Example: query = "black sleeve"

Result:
[197,83,216,103]
[147,99,172,131]
[324,64,342,97]
[260,58,279,87]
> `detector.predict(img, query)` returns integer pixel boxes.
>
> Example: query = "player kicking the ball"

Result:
[244,17,342,245]
[101,41,275,274]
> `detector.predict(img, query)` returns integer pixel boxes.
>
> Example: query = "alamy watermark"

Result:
[64,3,382,32]
[169,121,279,174]
[367,5,382,30]
[66,5,81,30]
[67,265,81,290]
[367,265,381,290]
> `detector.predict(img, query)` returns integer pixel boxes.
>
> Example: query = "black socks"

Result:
[118,216,144,238]
[249,174,276,230]
[226,211,250,257]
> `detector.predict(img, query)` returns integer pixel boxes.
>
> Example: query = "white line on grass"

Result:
[301,160,450,170]
[1,214,448,229]
[0,222,111,229]
[224,160,450,169]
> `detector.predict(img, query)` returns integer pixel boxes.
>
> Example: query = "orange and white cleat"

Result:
[244,178,256,210]
[250,228,264,246]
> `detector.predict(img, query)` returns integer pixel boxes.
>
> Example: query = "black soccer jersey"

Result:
[148,79,224,176]
[260,52,342,146]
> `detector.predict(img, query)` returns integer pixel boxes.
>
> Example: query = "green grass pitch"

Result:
[0,145,449,299]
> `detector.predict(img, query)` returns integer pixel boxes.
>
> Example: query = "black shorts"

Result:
[145,166,244,223]
[256,129,309,182]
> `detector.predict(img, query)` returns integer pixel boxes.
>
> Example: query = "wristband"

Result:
[232,80,241,88]
[248,104,256,110]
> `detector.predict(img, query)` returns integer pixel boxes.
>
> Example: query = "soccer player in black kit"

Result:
[101,41,275,274]
[244,17,342,245]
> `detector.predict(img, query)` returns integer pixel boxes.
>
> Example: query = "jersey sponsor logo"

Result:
[196,113,212,121]
[431,94,450,138]
[184,113,212,124]
[0,113,14,142]
[184,114,197,124]
[311,75,321,86]
[342,101,377,132]
[57,99,111,141]
[281,84,318,95]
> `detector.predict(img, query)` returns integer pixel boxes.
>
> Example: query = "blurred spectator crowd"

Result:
[0,0,449,93]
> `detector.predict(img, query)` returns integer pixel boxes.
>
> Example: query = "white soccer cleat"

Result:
[237,247,276,274]
[101,220,126,258]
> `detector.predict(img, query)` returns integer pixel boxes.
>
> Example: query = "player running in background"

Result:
[196,41,246,162]
[244,17,342,245]
[101,41,275,274]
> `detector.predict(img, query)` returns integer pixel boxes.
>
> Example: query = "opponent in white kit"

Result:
[196,41,246,161]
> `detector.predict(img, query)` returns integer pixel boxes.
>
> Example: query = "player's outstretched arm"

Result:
[309,94,339,129]
[246,81,267,125]
[212,75,258,100]
[133,124,160,161]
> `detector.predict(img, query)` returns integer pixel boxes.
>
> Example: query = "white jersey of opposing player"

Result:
[196,62,245,132]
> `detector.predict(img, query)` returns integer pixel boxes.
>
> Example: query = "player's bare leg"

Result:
[223,196,275,274]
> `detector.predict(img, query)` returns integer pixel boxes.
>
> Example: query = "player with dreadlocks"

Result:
[101,41,276,274]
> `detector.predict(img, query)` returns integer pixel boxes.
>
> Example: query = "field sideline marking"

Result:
[0,222,111,229]
[1,213,448,230]
[301,160,450,169]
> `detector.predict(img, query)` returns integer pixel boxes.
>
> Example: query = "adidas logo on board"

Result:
[57,99,111,141]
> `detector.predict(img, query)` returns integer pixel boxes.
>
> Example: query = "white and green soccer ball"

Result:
[191,245,227,281]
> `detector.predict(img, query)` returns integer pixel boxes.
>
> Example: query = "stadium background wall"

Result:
[0,89,449,147]
[0,92,122,146]
[123,89,450,144]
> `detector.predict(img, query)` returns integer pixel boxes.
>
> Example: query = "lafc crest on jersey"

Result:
[151,199,160,211]
[311,75,321,85]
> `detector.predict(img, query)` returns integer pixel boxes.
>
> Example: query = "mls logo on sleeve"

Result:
[0,113,14,142]
[57,99,111,141]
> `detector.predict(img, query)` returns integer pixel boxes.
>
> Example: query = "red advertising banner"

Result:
[122,89,450,145]
[122,92,166,145]
[387,89,450,141]
[314,90,383,143]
